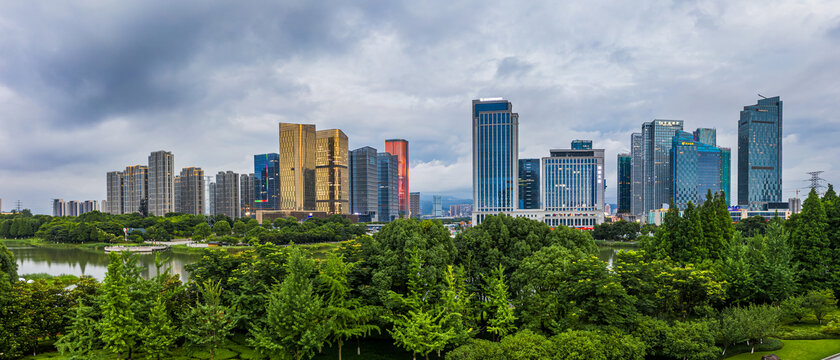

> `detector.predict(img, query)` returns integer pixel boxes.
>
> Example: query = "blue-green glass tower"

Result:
[617,153,631,213]
[720,147,731,205]
[518,159,540,209]
[254,153,280,210]
[472,98,518,225]
[738,96,782,210]
[671,131,723,210]
[571,140,592,150]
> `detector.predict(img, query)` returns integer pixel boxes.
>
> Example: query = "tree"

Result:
[232,220,247,237]
[803,289,838,325]
[789,189,831,290]
[717,307,747,356]
[213,220,231,236]
[0,242,18,281]
[742,304,781,353]
[183,280,237,360]
[99,252,141,360]
[55,299,101,360]
[736,216,768,237]
[147,225,171,242]
[780,295,808,323]
[662,320,718,360]
[139,291,177,359]
[318,253,380,360]
[440,265,475,349]
[483,264,516,341]
[192,222,211,240]
[249,246,332,360]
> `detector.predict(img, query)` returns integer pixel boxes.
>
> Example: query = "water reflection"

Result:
[597,247,630,268]
[4,242,202,281]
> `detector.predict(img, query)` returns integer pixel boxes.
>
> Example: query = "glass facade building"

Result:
[693,128,717,146]
[377,152,399,222]
[617,153,631,213]
[518,158,540,209]
[738,96,782,210]
[541,147,605,227]
[279,123,316,211]
[433,195,443,217]
[472,98,519,225]
[642,119,684,215]
[630,133,644,218]
[384,139,409,217]
[720,147,731,205]
[671,131,722,210]
[350,146,378,220]
[571,140,593,150]
[254,153,281,211]
[317,129,349,214]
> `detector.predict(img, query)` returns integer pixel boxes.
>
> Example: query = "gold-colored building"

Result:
[316,129,349,214]
[279,123,316,210]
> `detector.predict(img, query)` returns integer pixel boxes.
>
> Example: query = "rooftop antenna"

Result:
[805,171,827,195]
[757,93,767,99]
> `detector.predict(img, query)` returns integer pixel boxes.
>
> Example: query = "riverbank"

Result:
[2,237,139,250]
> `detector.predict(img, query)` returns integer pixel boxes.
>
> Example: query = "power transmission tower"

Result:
[805,171,827,195]
[15,200,22,212]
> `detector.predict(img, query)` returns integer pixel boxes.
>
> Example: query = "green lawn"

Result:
[724,339,840,360]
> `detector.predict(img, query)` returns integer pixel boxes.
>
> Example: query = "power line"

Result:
[805,171,827,195]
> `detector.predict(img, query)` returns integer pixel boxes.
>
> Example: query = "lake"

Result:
[3,241,203,281]
[597,246,631,268]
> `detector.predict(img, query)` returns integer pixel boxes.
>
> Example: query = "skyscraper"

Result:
[240,173,255,218]
[571,140,593,150]
[617,153,631,214]
[81,200,98,214]
[148,150,175,216]
[432,195,443,218]
[178,167,205,216]
[671,131,722,210]
[693,128,717,146]
[384,139,409,217]
[174,175,181,213]
[208,182,216,215]
[279,123,316,210]
[254,153,281,211]
[409,192,421,218]
[214,171,240,218]
[720,147,731,205]
[106,171,124,214]
[472,98,519,225]
[642,119,684,215]
[377,152,399,222]
[739,96,783,210]
[630,133,643,219]
[52,199,66,217]
[67,200,80,216]
[350,147,378,220]
[317,129,349,214]
[122,165,148,214]
[541,144,605,227]
[518,159,540,209]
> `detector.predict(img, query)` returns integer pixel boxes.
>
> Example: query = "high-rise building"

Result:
[208,182,216,215]
[720,147,731,205]
[317,129,349,214]
[177,167,205,215]
[106,171,124,214]
[254,154,281,211]
[739,96,783,210]
[148,150,175,216]
[279,123,316,211]
[101,200,107,213]
[67,200,80,217]
[693,128,717,146]
[449,204,472,218]
[52,199,66,217]
[214,171,240,218]
[432,195,443,218]
[472,98,519,225]
[541,145,605,227]
[617,153,631,214]
[671,131,723,210]
[240,173,255,218]
[518,159,540,209]
[789,197,801,214]
[571,140,593,150]
[384,139,409,217]
[377,152,399,222]
[81,200,98,214]
[409,192,421,218]
[642,119,684,215]
[174,175,182,213]
[350,147,378,220]
[630,133,644,219]
[122,165,148,214]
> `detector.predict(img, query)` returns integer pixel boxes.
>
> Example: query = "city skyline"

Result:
[2,1,840,214]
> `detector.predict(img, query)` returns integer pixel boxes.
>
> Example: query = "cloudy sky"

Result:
[1,0,839,214]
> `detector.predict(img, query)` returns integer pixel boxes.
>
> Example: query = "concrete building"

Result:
[449,204,472,218]
[208,182,216,215]
[240,173,255,218]
[279,123,317,211]
[81,200,98,214]
[350,147,378,221]
[316,129,350,214]
[106,171,124,214]
[472,98,519,225]
[67,200,80,216]
[122,165,148,215]
[377,152,399,222]
[739,96,783,210]
[630,133,644,219]
[214,171,240,218]
[177,167,205,216]
[53,199,66,217]
[409,192,421,218]
[384,139,410,217]
[540,146,605,227]
[148,150,175,216]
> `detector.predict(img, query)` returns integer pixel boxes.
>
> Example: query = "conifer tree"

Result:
[183,280,236,360]
[440,265,474,349]
[56,299,100,360]
[99,252,141,360]
[139,291,177,360]
[790,189,831,290]
[483,264,516,341]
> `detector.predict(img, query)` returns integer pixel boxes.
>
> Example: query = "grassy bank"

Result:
[723,339,840,359]
[1,237,137,249]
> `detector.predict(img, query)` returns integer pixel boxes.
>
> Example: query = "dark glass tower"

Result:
[254,153,280,211]
[738,96,782,210]
[571,140,593,150]
[642,119,684,215]
[377,152,399,222]
[617,153,631,213]
[350,146,378,221]
[518,159,540,209]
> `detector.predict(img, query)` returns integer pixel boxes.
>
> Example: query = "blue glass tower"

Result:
[617,153,631,213]
[642,119,684,215]
[571,140,592,150]
[472,98,518,224]
[671,131,722,210]
[738,96,782,210]
[377,152,399,222]
[518,159,540,209]
[693,128,716,146]
[350,146,378,221]
[720,147,731,205]
[254,153,280,210]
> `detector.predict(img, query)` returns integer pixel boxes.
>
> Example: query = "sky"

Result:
[1,0,839,215]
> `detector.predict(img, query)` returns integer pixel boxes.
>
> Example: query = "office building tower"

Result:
[720,148,731,205]
[214,171,240,218]
[384,139,409,217]
[317,129,349,214]
[518,159,540,209]
[350,147,378,220]
[541,145,605,227]
[571,140,593,150]
[617,153,631,214]
[693,128,717,146]
[377,152,399,222]
[433,195,443,218]
[279,123,316,210]
[148,150,175,216]
[208,182,216,215]
[122,165,148,214]
[253,154,280,212]
[52,199,66,217]
[630,133,643,218]
[409,192,421,218]
[472,98,519,225]
[671,131,723,210]
[642,119,684,215]
[240,173,255,218]
[106,171,124,214]
[176,167,205,216]
[739,96,783,210]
